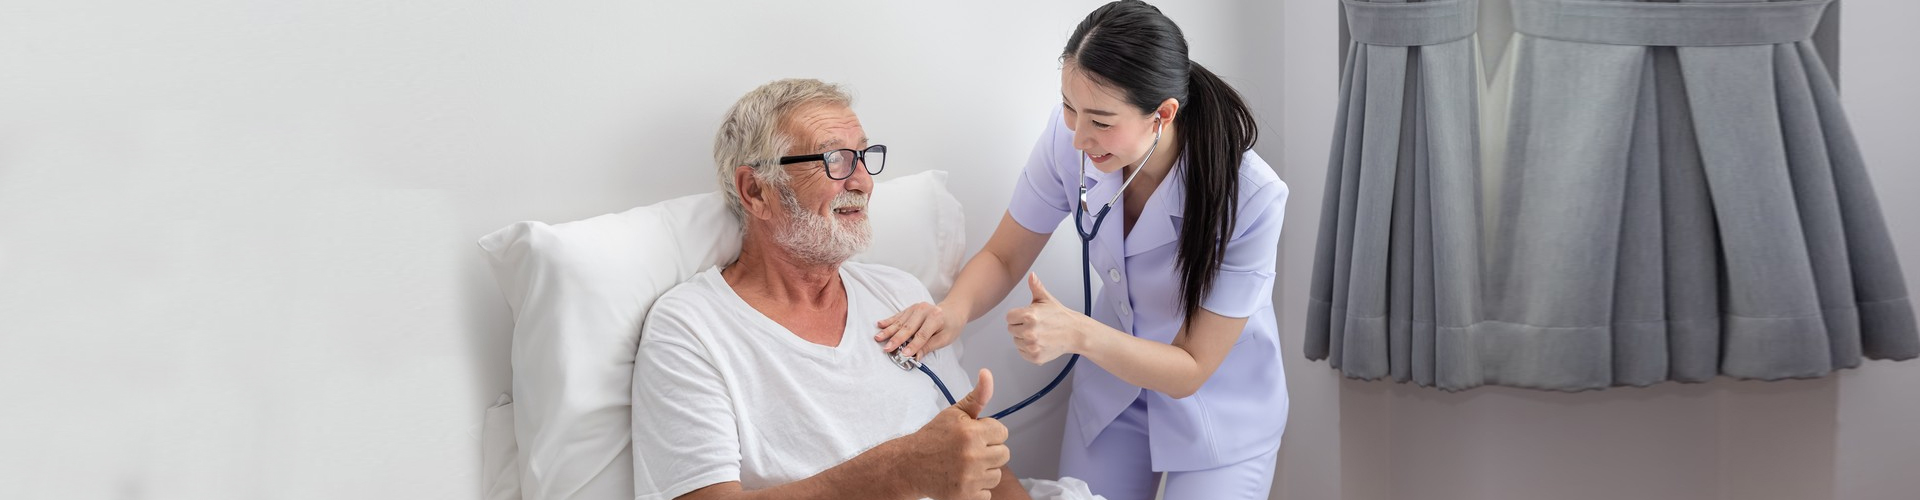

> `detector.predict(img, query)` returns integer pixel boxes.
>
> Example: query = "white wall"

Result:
[8,1,1916,499]
[1833,1,1920,498]
[0,1,1254,498]
[1271,1,1346,499]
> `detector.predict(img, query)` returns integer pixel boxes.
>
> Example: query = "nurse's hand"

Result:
[1006,273,1085,365]
[877,301,964,361]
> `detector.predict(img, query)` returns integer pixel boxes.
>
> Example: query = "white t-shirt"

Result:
[632,262,972,500]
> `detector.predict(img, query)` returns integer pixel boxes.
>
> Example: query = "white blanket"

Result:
[1020,478,1107,500]
[482,400,1102,500]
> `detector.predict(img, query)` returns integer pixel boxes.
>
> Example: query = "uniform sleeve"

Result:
[1199,178,1289,319]
[1007,107,1075,235]
[632,304,741,500]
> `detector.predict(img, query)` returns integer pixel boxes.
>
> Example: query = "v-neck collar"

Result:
[708,266,856,361]
[1079,155,1187,258]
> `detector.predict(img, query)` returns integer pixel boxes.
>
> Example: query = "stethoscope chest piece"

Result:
[888,350,922,371]
[899,119,1163,419]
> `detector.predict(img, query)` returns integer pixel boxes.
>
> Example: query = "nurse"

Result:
[875,1,1288,499]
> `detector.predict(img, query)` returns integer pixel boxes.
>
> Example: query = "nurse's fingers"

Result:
[876,311,903,342]
[880,317,910,350]
[1026,272,1058,304]
[1004,306,1032,327]
[878,302,931,330]
[898,310,934,357]
[876,323,907,351]
[877,303,933,350]
[907,330,930,360]
[1012,339,1039,362]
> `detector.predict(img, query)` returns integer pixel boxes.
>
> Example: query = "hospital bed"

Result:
[477,171,1103,500]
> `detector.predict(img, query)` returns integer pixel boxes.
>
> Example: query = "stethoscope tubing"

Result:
[917,204,1101,420]
[915,121,1162,420]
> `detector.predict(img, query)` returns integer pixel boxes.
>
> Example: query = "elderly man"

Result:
[632,79,1031,500]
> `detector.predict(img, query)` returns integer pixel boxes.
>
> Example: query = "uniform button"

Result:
[1120,303,1132,318]
[1108,268,1122,283]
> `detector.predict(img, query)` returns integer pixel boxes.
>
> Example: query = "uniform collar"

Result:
[1124,156,1185,257]
[1079,155,1188,257]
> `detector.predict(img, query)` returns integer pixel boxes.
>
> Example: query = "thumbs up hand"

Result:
[1025,270,1060,305]
[951,367,995,419]
[904,369,1009,500]
[1006,273,1085,365]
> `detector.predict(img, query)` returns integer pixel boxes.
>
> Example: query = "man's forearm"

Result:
[677,437,918,500]
[990,468,1032,500]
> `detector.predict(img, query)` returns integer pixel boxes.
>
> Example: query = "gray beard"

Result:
[772,185,871,265]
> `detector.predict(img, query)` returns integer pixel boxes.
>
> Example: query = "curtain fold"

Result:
[1307,0,1920,391]
[1307,0,1485,388]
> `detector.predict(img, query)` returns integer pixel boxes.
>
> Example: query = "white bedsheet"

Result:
[482,403,1103,500]
[1020,477,1106,500]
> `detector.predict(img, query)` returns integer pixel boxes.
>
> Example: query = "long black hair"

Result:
[1064,0,1257,325]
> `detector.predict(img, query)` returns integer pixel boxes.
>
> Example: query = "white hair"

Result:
[713,78,853,226]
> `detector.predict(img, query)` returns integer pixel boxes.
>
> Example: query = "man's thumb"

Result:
[1027,272,1055,303]
[954,368,994,418]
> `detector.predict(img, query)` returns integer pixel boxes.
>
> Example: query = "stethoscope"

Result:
[888,118,1162,420]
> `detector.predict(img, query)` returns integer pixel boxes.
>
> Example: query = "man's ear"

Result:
[734,165,775,222]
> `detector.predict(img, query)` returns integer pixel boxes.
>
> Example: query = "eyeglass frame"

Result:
[775,144,887,180]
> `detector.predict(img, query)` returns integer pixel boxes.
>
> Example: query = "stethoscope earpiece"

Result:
[1076,120,1164,224]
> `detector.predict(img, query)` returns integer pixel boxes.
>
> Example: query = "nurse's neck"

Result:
[1121,122,1181,197]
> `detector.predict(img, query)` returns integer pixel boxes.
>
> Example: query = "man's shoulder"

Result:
[841,262,933,309]
[661,265,725,297]
[840,262,929,301]
[642,267,729,337]
[841,260,916,282]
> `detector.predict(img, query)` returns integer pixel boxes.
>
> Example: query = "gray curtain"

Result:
[1306,0,1485,387]
[1307,0,1920,391]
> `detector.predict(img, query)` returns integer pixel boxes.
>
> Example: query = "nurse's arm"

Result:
[879,211,1051,358]
[944,211,1051,323]
[1072,308,1247,399]
[1075,177,1285,398]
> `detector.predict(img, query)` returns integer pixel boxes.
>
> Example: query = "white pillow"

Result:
[482,394,522,500]
[478,170,965,500]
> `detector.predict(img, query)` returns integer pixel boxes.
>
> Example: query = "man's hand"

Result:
[902,369,1009,500]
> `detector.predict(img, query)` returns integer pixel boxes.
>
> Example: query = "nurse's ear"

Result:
[1154,98,1180,127]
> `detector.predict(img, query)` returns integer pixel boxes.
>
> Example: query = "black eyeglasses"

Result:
[777,144,887,180]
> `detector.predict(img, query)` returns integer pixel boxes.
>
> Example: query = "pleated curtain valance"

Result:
[1343,0,1480,46]
[1306,0,1920,392]
[1513,0,1831,47]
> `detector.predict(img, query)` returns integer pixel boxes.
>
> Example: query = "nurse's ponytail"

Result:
[1064,0,1256,324]
[1175,60,1256,325]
